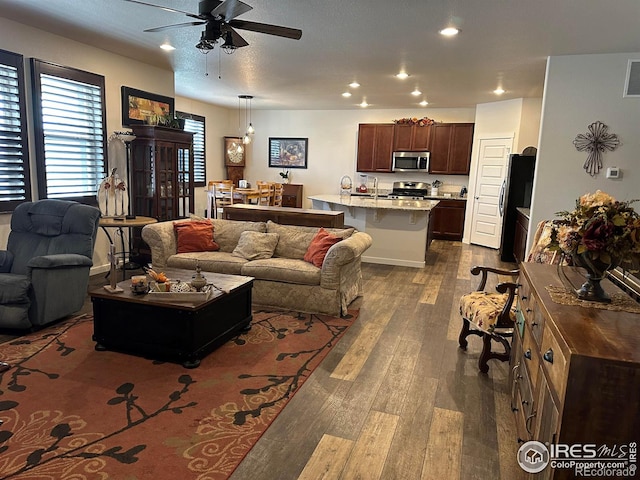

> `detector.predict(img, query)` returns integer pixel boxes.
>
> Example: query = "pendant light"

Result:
[239,94,254,144]
[230,96,244,154]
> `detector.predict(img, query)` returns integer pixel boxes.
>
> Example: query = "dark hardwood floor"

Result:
[0,240,526,479]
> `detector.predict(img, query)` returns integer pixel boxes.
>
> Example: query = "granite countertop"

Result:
[309,194,440,211]
[349,191,467,201]
[516,207,531,219]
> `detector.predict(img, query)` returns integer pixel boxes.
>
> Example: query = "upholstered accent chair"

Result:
[0,199,101,330]
[458,220,563,373]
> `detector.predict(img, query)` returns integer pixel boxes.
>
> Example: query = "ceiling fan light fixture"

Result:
[221,31,237,54]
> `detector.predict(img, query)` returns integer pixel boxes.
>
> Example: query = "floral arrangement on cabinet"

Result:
[393,116,436,127]
[549,190,640,271]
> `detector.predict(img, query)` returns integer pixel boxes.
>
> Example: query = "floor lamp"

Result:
[113,131,140,270]
[114,131,137,219]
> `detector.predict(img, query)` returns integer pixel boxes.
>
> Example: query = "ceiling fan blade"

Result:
[229,20,302,40]
[228,27,249,47]
[210,0,253,21]
[144,21,206,33]
[125,0,202,19]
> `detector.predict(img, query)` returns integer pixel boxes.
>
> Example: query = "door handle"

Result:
[498,180,506,216]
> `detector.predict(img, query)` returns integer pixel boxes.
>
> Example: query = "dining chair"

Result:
[209,182,235,218]
[272,183,284,207]
[256,181,273,206]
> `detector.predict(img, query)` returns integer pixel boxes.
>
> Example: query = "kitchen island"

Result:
[309,194,439,268]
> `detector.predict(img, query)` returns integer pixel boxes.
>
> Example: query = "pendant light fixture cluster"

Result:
[239,94,255,145]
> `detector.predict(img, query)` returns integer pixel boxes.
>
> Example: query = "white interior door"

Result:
[469,138,512,248]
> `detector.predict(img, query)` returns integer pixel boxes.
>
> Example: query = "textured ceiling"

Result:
[1,0,639,110]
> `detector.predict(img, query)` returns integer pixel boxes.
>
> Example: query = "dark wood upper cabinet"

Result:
[356,124,394,172]
[428,123,474,175]
[393,124,432,151]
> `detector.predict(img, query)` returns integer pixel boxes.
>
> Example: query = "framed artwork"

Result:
[268,137,308,168]
[224,137,245,166]
[121,86,174,126]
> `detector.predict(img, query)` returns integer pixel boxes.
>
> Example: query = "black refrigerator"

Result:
[499,154,536,262]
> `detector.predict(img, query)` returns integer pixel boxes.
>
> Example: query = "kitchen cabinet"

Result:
[513,209,530,264]
[393,124,432,151]
[282,183,303,208]
[510,263,640,479]
[356,124,394,172]
[129,125,194,260]
[430,199,466,241]
[428,123,474,175]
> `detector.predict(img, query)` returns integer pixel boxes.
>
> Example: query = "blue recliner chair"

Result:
[0,199,101,330]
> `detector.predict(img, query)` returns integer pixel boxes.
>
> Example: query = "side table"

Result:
[99,216,157,281]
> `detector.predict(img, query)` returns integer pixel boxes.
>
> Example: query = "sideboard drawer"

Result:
[540,324,568,400]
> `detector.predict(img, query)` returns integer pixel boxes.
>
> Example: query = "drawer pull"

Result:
[521,295,528,300]
[532,322,538,327]
[522,399,529,406]
[543,349,554,363]
[526,308,533,313]
[523,349,532,360]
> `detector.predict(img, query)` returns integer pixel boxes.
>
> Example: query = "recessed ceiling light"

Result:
[359,101,369,108]
[349,82,360,88]
[419,100,429,106]
[411,89,422,96]
[396,72,409,79]
[160,43,175,51]
[493,87,505,95]
[439,27,460,37]
[342,92,352,97]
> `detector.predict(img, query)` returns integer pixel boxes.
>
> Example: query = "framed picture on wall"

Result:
[121,86,174,126]
[268,137,308,168]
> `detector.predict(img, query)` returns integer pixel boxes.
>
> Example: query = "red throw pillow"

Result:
[173,220,219,254]
[304,228,341,267]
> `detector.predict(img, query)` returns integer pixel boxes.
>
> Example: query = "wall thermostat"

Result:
[606,167,620,179]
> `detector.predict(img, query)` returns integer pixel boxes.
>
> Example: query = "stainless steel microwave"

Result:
[392,151,430,172]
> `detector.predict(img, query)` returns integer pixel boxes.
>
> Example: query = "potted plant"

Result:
[279,169,290,184]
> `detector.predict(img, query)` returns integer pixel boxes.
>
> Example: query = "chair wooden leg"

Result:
[458,318,483,350]
[478,333,512,373]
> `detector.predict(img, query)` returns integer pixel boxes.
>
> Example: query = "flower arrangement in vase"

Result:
[549,190,640,302]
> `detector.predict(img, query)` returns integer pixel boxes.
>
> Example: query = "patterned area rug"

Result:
[0,309,356,479]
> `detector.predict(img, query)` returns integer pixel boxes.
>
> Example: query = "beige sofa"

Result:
[141,219,373,316]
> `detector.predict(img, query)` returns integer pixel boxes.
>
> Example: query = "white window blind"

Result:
[0,50,30,211]
[31,60,106,202]
[177,111,205,186]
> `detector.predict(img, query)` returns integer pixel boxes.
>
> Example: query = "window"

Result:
[31,59,106,203]
[176,111,205,186]
[0,49,30,212]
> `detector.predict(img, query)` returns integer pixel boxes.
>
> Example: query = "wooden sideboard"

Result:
[222,204,344,228]
[510,263,640,479]
[282,183,303,208]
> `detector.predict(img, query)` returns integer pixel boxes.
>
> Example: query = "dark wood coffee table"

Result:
[89,268,254,368]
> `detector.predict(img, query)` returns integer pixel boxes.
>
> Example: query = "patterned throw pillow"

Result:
[232,231,280,260]
[173,220,219,254]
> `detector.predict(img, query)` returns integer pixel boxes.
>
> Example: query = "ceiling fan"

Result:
[125,0,302,53]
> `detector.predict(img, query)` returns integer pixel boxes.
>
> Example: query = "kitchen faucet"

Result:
[372,177,379,199]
